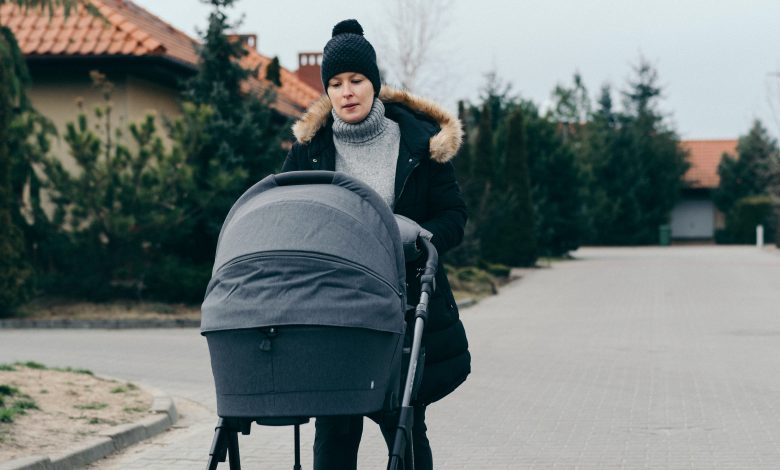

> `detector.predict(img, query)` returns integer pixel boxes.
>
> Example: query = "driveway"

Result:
[2,246,780,468]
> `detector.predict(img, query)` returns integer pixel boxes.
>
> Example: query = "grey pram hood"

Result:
[201,172,406,335]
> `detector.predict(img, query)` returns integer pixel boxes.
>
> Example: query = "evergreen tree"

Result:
[471,102,494,260]
[454,100,471,177]
[713,120,780,213]
[266,56,282,87]
[447,101,480,266]
[179,0,287,264]
[483,108,537,266]
[525,102,586,256]
[584,60,688,244]
[0,27,33,313]
[471,103,494,193]
[0,1,98,312]
[550,72,591,145]
[38,79,200,299]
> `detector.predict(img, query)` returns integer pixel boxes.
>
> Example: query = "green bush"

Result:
[143,256,211,303]
[720,195,778,244]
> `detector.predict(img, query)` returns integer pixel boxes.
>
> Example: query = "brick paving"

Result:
[2,246,780,468]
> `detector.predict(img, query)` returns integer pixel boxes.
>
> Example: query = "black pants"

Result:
[313,406,432,470]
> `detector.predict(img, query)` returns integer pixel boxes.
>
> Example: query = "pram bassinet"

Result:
[201,171,408,419]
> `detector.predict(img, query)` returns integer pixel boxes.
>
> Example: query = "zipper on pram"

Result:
[217,250,403,297]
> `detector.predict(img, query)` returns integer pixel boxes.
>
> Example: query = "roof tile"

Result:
[93,38,110,54]
[65,38,81,54]
[120,40,136,54]
[22,37,41,54]
[50,39,68,55]
[20,15,36,29]
[107,38,124,54]
[82,39,98,54]
[37,39,55,54]
[76,14,92,29]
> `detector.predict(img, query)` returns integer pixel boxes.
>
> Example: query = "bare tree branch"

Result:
[373,0,454,98]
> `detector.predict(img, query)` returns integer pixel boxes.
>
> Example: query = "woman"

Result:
[282,19,470,470]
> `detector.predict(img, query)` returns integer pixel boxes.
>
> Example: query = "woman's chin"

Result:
[339,109,368,124]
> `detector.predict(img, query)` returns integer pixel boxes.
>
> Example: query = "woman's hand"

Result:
[395,214,433,262]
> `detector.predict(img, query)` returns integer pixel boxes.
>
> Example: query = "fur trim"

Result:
[292,85,463,163]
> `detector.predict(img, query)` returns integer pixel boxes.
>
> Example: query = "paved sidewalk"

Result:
[3,246,780,468]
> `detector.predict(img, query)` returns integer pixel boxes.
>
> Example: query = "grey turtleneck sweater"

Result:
[332,98,401,208]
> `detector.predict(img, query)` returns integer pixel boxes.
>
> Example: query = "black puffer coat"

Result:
[281,86,470,404]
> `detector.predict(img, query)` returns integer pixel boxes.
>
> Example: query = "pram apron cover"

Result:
[201,171,406,335]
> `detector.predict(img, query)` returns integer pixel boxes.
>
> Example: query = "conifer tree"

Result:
[583,60,688,244]
[525,102,586,256]
[0,0,98,312]
[0,29,33,313]
[447,101,481,265]
[472,103,494,189]
[471,103,495,260]
[455,100,471,178]
[714,120,780,213]
[483,108,537,266]
[179,0,287,263]
[266,56,282,87]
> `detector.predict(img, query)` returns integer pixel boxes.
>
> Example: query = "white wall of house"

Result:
[670,198,716,239]
[27,72,182,173]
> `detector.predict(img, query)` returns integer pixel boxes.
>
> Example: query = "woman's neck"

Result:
[331,98,387,144]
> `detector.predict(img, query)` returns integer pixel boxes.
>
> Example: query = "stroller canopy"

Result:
[201,171,406,335]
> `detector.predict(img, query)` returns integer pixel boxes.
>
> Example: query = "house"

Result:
[669,139,738,240]
[0,0,322,170]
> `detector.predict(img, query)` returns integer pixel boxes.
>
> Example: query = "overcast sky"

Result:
[134,0,780,140]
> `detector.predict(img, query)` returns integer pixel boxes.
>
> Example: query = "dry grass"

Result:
[12,298,200,321]
[0,363,152,461]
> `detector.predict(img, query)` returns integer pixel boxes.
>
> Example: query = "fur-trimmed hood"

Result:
[292,86,463,163]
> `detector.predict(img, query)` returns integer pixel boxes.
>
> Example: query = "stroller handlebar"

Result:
[273,171,336,187]
[419,237,438,295]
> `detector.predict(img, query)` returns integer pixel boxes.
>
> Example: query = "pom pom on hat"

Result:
[332,19,364,37]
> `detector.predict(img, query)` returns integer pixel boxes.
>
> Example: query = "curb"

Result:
[0,388,178,470]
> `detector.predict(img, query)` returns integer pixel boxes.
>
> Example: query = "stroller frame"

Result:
[206,237,438,470]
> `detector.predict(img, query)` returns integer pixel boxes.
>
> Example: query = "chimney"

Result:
[295,51,324,93]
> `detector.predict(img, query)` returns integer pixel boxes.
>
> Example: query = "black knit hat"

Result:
[321,19,381,96]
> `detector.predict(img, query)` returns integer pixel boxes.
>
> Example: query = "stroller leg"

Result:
[387,406,415,470]
[207,419,229,470]
[227,429,241,470]
[293,424,302,470]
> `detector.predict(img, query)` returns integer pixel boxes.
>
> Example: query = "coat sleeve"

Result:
[281,143,301,172]
[419,160,468,256]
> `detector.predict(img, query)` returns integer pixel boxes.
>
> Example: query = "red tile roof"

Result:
[0,0,199,65]
[681,139,738,189]
[0,0,320,116]
[239,46,321,118]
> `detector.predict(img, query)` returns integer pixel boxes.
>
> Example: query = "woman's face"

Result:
[327,72,375,124]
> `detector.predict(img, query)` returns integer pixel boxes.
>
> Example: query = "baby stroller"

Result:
[201,171,438,470]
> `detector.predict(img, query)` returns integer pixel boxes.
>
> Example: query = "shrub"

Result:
[721,195,778,244]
